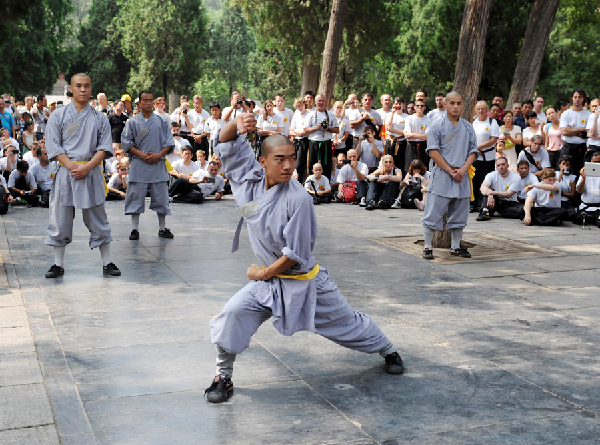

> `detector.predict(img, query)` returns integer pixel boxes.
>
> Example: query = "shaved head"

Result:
[71,73,91,85]
[261,134,294,158]
[446,91,462,101]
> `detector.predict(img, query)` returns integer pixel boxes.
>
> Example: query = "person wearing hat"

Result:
[8,160,39,206]
[121,94,133,116]
[44,73,120,278]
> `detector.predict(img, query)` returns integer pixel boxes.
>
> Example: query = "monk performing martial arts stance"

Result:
[44,73,120,278]
[421,91,478,260]
[205,113,404,403]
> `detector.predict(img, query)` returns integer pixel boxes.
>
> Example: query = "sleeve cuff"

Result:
[282,247,307,268]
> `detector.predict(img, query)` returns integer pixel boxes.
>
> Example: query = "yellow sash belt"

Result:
[263,264,320,280]
[60,161,109,196]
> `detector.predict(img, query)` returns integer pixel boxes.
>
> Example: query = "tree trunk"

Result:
[506,0,559,107]
[318,0,348,105]
[168,91,178,114]
[452,0,494,120]
[432,214,451,249]
[301,53,320,96]
[162,72,168,101]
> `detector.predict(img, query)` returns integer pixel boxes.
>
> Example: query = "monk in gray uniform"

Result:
[121,91,175,240]
[204,113,405,404]
[421,91,478,260]
[44,73,121,278]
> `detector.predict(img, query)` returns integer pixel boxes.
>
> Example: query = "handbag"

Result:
[400,183,422,208]
[341,181,357,203]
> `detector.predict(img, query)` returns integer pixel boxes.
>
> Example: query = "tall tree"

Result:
[117,0,208,99]
[506,0,559,107]
[452,0,494,119]
[318,0,348,104]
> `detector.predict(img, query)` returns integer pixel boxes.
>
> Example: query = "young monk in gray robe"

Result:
[44,73,120,278]
[205,114,404,403]
[421,91,478,260]
[121,91,175,240]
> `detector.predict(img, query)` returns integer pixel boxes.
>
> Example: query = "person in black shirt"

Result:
[108,100,128,147]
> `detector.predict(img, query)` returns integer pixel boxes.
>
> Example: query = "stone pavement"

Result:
[1,197,599,444]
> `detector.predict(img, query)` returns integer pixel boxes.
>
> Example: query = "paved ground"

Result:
[1,196,600,445]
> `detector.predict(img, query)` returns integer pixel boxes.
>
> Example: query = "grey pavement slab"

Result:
[0,351,44,387]
[0,425,60,445]
[520,269,600,289]
[0,383,55,430]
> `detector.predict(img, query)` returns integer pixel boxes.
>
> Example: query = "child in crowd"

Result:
[23,141,41,166]
[555,155,577,220]
[21,120,37,153]
[107,160,129,200]
[304,163,333,204]
[196,150,209,171]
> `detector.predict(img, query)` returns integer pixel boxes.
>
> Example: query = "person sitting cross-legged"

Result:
[169,161,225,203]
[304,163,333,204]
[476,156,523,221]
[8,160,39,206]
[106,161,129,200]
[365,155,403,210]
[168,146,199,197]
[523,168,567,226]
[574,150,600,227]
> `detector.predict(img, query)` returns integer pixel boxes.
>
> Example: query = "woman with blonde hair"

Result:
[290,97,311,184]
[256,99,282,158]
[364,154,403,210]
[471,100,499,211]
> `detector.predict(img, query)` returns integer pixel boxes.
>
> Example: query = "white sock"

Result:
[451,228,464,250]
[131,214,140,231]
[99,243,111,266]
[378,341,397,358]
[423,227,435,250]
[158,213,166,230]
[54,246,65,267]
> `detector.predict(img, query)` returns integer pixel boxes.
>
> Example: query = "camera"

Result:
[182,108,188,114]
[563,168,571,175]
[342,159,352,165]
[11,149,19,154]
[320,120,329,129]
[206,177,216,183]
[172,133,181,137]
[236,99,251,107]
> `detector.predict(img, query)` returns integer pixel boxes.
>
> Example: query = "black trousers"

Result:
[472,159,496,210]
[481,196,523,219]
[559,142,587,175]
[366,180,400,205]
[294,138,310,185]
[308,140,333,181]
[385,139,406,172]
[530,206,567,226]
[192,134,209,162]
[106,186,126,201]
[10,176,39,206]
[548,151,561,170]
[169,177,196,197]
[405,141,428,174]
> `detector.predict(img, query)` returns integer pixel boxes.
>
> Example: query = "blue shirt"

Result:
[0,111,14,134]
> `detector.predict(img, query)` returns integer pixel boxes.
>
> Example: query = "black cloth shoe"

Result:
[377,200,391,209]
[103,262,121,276]
[384,352,405,374]
[129,229,139,240]
[158,228,174,238]
[45,264,64,278]
[205,375,233,403]
[365,200,377,211]
[450,247,471,258]
[476,209,490,221]
[422,248,434,260]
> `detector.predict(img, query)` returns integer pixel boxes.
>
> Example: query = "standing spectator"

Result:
[290,97,310,184]
[96,93,110,114]
[499,110,521,171]
[517,134,551,178]
[120,94,134,116]
[304,94,339,180]
[427,93,446,122]
[222,91,247,123]
[21,121,37,153]
[559,89,591,175]
[377,94,392,139]
[189,95,211,159]
[492,95,505,118]
[273,94,294,138]
[415,90,430,114]
[404,99,430,173]
[257,100,282,157]
[406,102,415,115]
[556,99,570,117]
[108,101,128,147]
[512,102,526,130]
[203,101,225,155]
[385,98,407,171]
[154,97,170,122]
[357,126,382,172]
[304,91,316,111]
[533,96,547,124]
[523,111,543,149]
[489,104,503,126]
[0,100,15,138]
[331,101,350,157]
[471,100,499,212]
[544,107,562,168]
[348,93,383,140]
[344,93,362,149]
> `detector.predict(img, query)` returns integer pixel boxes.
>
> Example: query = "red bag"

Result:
[341,181,357,203]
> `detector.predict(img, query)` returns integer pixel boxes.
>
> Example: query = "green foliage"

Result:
[0,0,72,97]
[117,0,208,98]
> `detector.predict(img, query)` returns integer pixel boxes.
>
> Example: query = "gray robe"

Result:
[121,113,174,183]
[45,102,113,208]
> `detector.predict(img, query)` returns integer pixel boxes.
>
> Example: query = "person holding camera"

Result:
[357,126,382,175]
[222,91,248,123]
[303,94,339,181]
[1,142,19,182]
[335,148,368,204]
[347,93,383,142]
[364,155,402,210]
[184,95,210,160]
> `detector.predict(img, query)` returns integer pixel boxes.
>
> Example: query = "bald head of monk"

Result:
[445,91,464,120]
[70,73,92,109]
[260,134,296,188]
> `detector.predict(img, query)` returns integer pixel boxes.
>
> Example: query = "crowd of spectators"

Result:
[1,87,599,229]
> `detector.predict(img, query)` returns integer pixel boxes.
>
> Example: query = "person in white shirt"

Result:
[185,95,210,160]
[167,122,191,165]
[533,96,547,124]
[555,155,577,220]
[303,94,339,181]
[304,163,333,204]
[169,146,199,179]
[195,149,210,172]
[575,150,600,227]
[385,97,408,172]
[517,135,551,178]
[170,161,225,203]
[8,160,39,206]
[357,126,382,171]
[476,157,522,220]
[522,111,544,149]
[427,93,446,122]
[0,174,14,214]
[523,168,566,226]
[222,91,247,123]
[331,101,350,158]
[257,100,282,157]
[203,101,225,156]
[347,93,383,141]
[403,99,430,173]
[515,159,539,202]
[335,148,368,204]
[559,88,591,175]
[1,141,19,181]
[29,146,57,207]
[330,152,346,194]
[290,97,311,185]
[273,94,294,138]
[106,161,129,200]
[586,102,600,162]
[303,91,316,112]
[364,154,402,210]
[23,141,41,166]
[153,96,170,122]
[471,100,500,212]
[376,94,392,136]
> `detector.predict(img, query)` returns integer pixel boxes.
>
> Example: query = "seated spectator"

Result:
[523,168,566,226]
[210,154,231,194]
[105,145,125,177]
[29,146,56,207]
[169,146,199,179]
[0,174,14,214]
[107,161,129,201]
[1,127,19,156]
[1,142,19,182]
[517,134,550,178]
[335,148,368,204]
[357,126,382,173]
[574,150,600,227]
[476,156,522,221]
[166,122,190,165]
[365,155,402,210]
[555,155,577,220]
[330,152,346,194]
[8,160,39,206]
[393,159,429,210]
[304,163,333,204]
[20,120,36,153]
[23,141,41,166]
[195,149,210,171]
[515,159,540,202]
[170,161,225,203]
